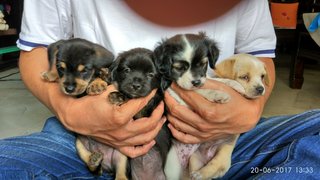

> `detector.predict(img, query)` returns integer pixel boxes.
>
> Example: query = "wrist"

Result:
[46,83,74,128]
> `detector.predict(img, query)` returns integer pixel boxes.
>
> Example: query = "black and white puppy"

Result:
[77,48,171,180]
[154,32,238,180]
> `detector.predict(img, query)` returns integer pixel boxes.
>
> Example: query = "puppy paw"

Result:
[191,155,231,180]
[87,78,108,95]
[99,68,110,81]
[115,176,129,180]
[190,171,203,180]
[195,89,230,104]
[225,80,245,95]
[191,164,229,180]
[108,92,127,105]
[211,78,245,95]
[41,71,58,82]
[213,92,231,103]
[88,151,103,175]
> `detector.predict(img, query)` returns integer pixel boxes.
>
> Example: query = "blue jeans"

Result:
[0,110,320,180]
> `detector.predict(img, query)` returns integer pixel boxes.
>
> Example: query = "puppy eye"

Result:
[239,75,250,82]
[123,68,131,73]
[56,62,65,71]
[200,58,208,65]
[261,74,265,79]
[147,73,155,78]
[172,62,188,71]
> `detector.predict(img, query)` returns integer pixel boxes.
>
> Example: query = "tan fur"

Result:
[41,71,59,82]
[115,154,129,180]
[77,64,85,72]
[190,135,239,180]
[186,54,269,179]
[215,54,269,98]
[86,78,108,95]
[76,138,103,173]
[214,58,235,79]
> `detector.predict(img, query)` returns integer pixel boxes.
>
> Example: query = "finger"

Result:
[119,140,156,158]
[170,83,218,117]
[163,90,180,108]
[123,116,166,146]
[165,92,206,129]
[167,114,200,136]
[115,89,157,119]
[168,123,201,144]
[127,101,165,135]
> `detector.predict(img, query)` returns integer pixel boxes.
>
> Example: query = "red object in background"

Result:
[271,2,299,29]
[124,0,241,27]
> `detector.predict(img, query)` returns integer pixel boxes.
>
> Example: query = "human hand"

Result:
[56,85,166,158]
[164,80,264,144]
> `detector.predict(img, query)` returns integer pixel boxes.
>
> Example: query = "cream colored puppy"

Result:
[189,53,270,180]
[214,53,269,98]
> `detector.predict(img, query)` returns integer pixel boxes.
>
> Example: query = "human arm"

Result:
[164,57,275,144]
[18,47,166,158]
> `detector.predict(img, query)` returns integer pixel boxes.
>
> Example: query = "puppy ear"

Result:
[160,77,172,92]
[263,65,270,87]
[108,56,121,82]
[214,58,236,79]
[92,44,115,69]
[47,40,65,70]
[154,41,174,77]
[204,39,219,69]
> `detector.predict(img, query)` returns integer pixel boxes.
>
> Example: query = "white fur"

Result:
[164,146,182,180]
[167,88,187,106]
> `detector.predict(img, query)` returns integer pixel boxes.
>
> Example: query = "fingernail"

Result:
[151,140,156,147]
[161,116,167,123]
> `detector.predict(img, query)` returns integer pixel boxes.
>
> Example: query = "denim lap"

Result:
[0,110,320,179]
[0,117,113,179]
[222,109,320,180]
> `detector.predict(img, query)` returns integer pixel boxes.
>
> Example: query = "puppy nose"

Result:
[132,83,142,90]
[65,85,76,93]
[256,86,264,94]
[191,80,202,87]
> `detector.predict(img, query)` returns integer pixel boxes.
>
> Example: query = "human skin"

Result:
[18,47,166,158]
[164,58,275,144]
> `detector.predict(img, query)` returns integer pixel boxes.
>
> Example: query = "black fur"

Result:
[154,32,220,90]
[108,48,172,178]
[47,38,114,96]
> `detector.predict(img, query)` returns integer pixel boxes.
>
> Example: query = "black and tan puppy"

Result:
[41,38,114,96]
[76,48,171,180]
[40,38,116,176]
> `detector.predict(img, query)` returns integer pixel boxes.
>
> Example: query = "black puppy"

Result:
[77,48,171,180]
[41,38,114,96]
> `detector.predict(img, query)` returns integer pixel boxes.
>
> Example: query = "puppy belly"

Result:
[78,135,116,172]
[131,147,166,180]
[172,140,200,169]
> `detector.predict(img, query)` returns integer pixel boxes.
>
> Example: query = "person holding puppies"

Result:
[0,0,320,179]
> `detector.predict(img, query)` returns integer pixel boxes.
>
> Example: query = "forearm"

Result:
[18,48,70,120]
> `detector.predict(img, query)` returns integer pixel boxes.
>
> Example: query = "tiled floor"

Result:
[0,53,320,139]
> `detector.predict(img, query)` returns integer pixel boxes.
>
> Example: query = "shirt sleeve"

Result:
[16,0,72,51]
[235,0,276,58]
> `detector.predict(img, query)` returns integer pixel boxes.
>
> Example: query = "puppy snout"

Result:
[191,80,202,87]
[132,83,142,90]
[65,85,76,93]
[255,86,264,95]
[64,82,76,93]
